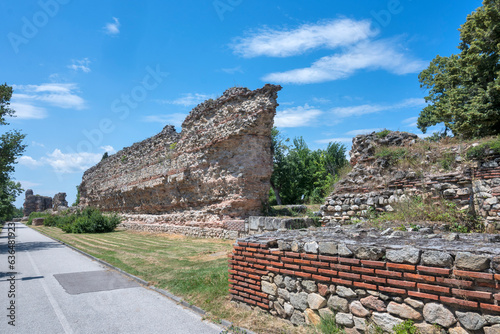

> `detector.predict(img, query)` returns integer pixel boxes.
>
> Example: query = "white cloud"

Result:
[315,137,353,144]
[104,17,120,35]
[19,156,44,168]
[345,128,384,136]
[402,116,419,127]
[9,102,48,119]
[155,93,215,107]
[19,148,109,174]
[274,104,322,128]
[232,19,375,58]
[312,97,331,104]
[143,113,186,128]
[331,98,426,118]
[100,145,116,154]
[12,83,85,110]
[264,39,427,84]
[68,58,91,73]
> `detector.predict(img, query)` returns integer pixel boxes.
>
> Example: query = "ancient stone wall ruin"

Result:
[320,131,500,231]
[23,190,68,216]
[229,227,500,333]
[79,85,281,233]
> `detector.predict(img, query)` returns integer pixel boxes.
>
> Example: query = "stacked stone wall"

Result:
[321,132,500,231]
[79,84,281,229]
[229,228,500,332]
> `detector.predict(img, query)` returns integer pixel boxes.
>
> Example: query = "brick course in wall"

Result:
[229,229,500,332]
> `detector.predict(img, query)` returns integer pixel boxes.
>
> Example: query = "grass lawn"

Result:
[31,226,314,334]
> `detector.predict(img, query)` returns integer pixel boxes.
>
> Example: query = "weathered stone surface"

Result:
[360,296,386,312]
[23,189,52,216]
[484,324,500,334]
[336,312,354,327]
[278,288,290,300]
[353,246,385,260]
[52,192,68,211]
[485,315,500,324]
[387,302,422,321]
[337,286,357,298]
[261,281,277,296]
[404,298,424,309]
[415,323,441,334]
[386,247,421,264]
[448,326,469,334]
[318,241,337,255]
[318,307,334,319]
[307,293,326,310]
[304,241,319,253]
[421,250,453,267]
[283,302,294,316]
[423,303,456,328]
[301,280,317,293]
[338,244,353,257]
[284,277,296,291]
[455,252,490,271]
[79,85,282,227]
[327,295,349,312]
[318,283,328,296]
[350,301,370,317]
[290,310,305,325]
[32,217,45,226]
[456,311,487,330]
[290,292,308,311]
[353,316,367,331]
[305,308,321,325]
[371,312,403,332]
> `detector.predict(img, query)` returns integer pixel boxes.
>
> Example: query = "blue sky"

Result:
[1,0,483,207]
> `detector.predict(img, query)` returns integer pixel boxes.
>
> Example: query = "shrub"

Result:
[375,129,391,138]
[466,136,500,160]
[393,319,419,334]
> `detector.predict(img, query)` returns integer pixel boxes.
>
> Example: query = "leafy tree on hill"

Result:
[270,128,348,205]
[417,0,500,138]
[0,83,26,221]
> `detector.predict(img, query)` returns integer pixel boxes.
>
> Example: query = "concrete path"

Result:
[0,222,224,334]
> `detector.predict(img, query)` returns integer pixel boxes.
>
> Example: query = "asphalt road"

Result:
[0,222,224,334]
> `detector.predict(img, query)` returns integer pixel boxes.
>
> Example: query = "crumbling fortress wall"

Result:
[23,190,68,216]
[320,131,500,231]
[79,85,281,237]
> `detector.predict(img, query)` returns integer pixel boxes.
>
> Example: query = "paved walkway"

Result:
[0,222,223,334]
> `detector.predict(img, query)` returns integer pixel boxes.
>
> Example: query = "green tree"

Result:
[73,185,81,206]
[417,0,500,138]
[0,83,26,221]
[101,152,109,161]
[270,127,289,205]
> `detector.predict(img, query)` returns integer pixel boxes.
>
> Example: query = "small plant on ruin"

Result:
[121,154,127,163]
[375,129,391,138]
[393,319,420,334]
[169,142,177,150]
[438,151,456,171]
[466,135,500,160]
[315,314,345,334]
[374,147,410,166]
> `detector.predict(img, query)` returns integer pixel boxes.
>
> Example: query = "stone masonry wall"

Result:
[79,84,281,229]
[321,132,500,231]
[229,227,500,333]
[23,189,52,216]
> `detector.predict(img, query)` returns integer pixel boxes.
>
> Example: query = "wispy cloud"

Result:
[345,128,384,136]
[232,19,375,58]
[31,141,46,148]
[402,116,419,127]
[12,83,86,110]
[143,113,186,128]
[100,145,116,154]
[19,148,106,174]
[68,58,91,73]
[331,98,426,118]
[232,18,426,85]
[275,104,322,128]
[104,17,120,35]
[264,39,427,84]
[155,93,215,107]
[18,180,42,189]
[9,102,48,119]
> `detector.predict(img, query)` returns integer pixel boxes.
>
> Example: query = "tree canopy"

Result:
[417,0,500,138]
[0,83,26,221]
[270,128,348,205]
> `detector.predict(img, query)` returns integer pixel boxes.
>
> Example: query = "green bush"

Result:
[466,136,500,160]
[375,129,391,138]
[28,207,120,233]
[393,319,419,334]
